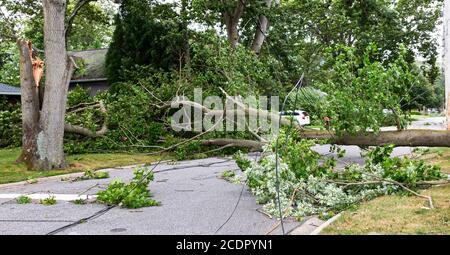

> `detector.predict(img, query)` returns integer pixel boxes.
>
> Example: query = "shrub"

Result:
[0,108,21,148]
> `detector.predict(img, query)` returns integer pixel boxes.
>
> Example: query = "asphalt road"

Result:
[0,158,302,235]
[381,116,445,131]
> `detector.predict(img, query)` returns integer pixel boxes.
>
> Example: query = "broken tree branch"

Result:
[201,139,264,151]
[64,101,108,138]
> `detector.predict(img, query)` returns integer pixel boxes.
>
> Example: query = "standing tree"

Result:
[445,0,450,129]
[192,0,274,53]
[17,0,75,170]
[250,0,272,54]
[16,0,109,170]
[105,0,184,84]
[221,0,246,48]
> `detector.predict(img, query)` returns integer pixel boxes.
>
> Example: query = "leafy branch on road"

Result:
[97,167,160,209]
[235,132,448,220]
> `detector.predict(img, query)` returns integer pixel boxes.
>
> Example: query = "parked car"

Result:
[280,110,311,126]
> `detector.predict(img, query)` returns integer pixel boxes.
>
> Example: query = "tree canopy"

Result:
[0,0,446,155]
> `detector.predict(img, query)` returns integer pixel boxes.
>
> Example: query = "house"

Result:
[0,83,21,104]
[69,48,109,96]
[1,49,109,102]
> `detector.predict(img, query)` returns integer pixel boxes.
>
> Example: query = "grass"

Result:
[322,185,450,235]
[322,148,450,235]
[0,147,170,184]
[409,114,430,121]
[416,147,450,174]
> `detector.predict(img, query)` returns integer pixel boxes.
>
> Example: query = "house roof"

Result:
[0,83,20,96]
[70,48,108,81]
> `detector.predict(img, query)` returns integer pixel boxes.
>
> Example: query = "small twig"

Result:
[67,101,99,111]
[256,208,273,219]
[361,172,435,209]
[382,178,434,209]
[265,188,298,235]
[67,103,100,114]
[77,183,101,196]
[146,116,224,155]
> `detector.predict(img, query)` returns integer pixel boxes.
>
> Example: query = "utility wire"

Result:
[215,152,260,234]
[45,157,235,235]
[46,156,166,235]
[273,74,305,235]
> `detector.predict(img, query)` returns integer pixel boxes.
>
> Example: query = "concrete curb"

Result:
[0,172,88,189]
[0,159,184,189]
[0,164,150,189]
[310,213,342,235]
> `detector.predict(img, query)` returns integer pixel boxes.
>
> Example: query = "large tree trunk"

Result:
[181,0,191,65]
[16,0,109,170]
[17,0,75,170]
[36,0,74,169]
[251,0,272,54]
[222,0,245,48]
[16,41,41,169]
[300,129,450,147]
[444,0,450,129]
[202,130,450,151]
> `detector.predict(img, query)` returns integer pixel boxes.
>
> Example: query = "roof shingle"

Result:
[0,83,20,95]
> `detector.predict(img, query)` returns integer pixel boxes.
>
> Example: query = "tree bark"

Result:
[202,138,264,151]
[181,0,191,65]
[222,0,245,48]
[300,129,450,147]
[16,40,41,169]
[444,0,450,129]
[251,0,272,54]
[201,129,450,151]
[35,0,75,170]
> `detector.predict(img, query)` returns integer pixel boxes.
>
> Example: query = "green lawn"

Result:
[418,147,450,174]
[322,148,450,235]
[409,114,430,121]
[322,185,450,235]
[0,148,170,184]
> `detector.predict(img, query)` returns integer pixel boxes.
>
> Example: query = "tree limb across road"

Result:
[197,129,450,151]
[300,129,450,147]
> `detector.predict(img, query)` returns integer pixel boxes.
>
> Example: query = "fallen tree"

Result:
[161,92,450,149]
[235,137,448,220]
[201,139,264,151]
[300,129,450,147]
[199,129,450,151]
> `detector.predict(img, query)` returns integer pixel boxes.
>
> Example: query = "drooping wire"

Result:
[273,73,305,235]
